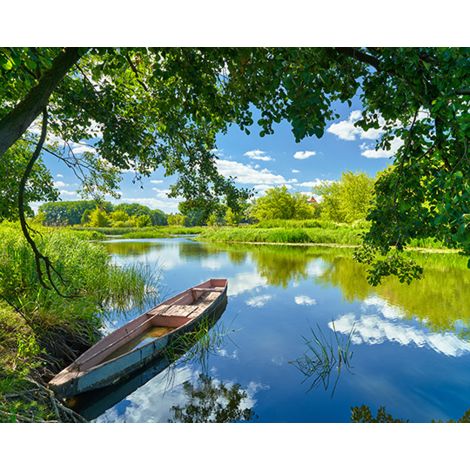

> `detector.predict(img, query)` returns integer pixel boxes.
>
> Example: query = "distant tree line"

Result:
[37,201,168,227]
[35,172,375,228]
[247,172,375,224]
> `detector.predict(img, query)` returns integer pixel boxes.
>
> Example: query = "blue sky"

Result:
[42,95,394,213]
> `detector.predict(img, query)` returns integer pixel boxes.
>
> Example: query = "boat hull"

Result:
[50,280,228,398]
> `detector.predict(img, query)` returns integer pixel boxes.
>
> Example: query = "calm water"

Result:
[81,238,470,423]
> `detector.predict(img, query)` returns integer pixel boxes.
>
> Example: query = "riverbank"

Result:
[71,224,455,252]
[194,239,459,254]
[0,222,150,422]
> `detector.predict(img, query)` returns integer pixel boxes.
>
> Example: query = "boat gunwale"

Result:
[50,279,227,385]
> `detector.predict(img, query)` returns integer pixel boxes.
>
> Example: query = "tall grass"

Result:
[0,222,151,421]
[73,226,205,238]
[164,309,235,373]
[255,219,343,229]
[198,227,364,245]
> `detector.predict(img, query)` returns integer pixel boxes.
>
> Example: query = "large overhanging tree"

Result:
[0,47,468,290]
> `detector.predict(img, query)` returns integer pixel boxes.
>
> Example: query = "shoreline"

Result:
[196,239,460,254]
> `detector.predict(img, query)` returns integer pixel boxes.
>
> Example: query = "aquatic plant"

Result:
[290,321,355,396]
[164,308,236,374]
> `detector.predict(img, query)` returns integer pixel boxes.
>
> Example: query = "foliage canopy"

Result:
[0,47,468,285]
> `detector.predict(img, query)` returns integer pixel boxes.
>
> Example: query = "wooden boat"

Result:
[49,279,228,398]
[68,298,227,421]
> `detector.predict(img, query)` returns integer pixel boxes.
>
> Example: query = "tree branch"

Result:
[0,48,84,158]
[17,109,70,297]
[334,47,382,70]
[125,52,149,92]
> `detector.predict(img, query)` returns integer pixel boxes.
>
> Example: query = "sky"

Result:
[41,94,394,214]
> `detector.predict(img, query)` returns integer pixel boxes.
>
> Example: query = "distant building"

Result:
[307,196,318,205]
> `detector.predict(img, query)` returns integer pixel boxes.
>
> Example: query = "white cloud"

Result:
[246,294,273,308]
[253,184,275,196]
[294,295,317,306]
[216,159,287,185]
[331,296,470,357]
[216,348,239,360]
[327,110,384,141]
[56,173,63,178]
[96,365,267,423]
[293,151,316,160]
[151,188,170,196]
[332,313,470,357]
[292,169,300,174]
[53,181,69,188]
[362,296,405,320]
[150,179,163,184]
[244,149,273,162]
[306,259,328,277]
[118,196,180,213]
[69,143,97,155]
[296,178,334,188]
[200,258,225,271]
[229,271,268,296]
[360,137,403,159]
[59,190,77,197]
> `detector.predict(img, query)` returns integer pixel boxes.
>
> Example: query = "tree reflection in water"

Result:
[168,374,255,423]
[217,243,470,333]
[350,404,470,423]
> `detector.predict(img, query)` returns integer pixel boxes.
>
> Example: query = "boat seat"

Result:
[192,287,224,292]
[160,304,200,317]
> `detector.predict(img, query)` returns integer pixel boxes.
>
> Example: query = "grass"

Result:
[72,225,205,238]
[255,218,370,230]
[198,226,364,245]
[289,321,355,396]
[71,222,457,251]
[0,222,151,422]
[164,308,235,373]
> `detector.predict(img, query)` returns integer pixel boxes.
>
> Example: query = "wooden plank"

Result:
[161,305,198,317]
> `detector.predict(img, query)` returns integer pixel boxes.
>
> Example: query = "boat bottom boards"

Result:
[99,326,176,363]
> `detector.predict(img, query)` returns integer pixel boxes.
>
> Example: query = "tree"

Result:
[0,140,57,220]
[206,213,221,226]
[1,47,468,287]
[88,207,110,227]
[131,214,152,228]
[39,200,103,226]
[80,208,92,225]
[109,209,129,225]
[250,186,315,221]
[225,207,240,226]
[167,213,186,226]
[169,374,255,423]
[317,172,375,223]
[150,209,167,226]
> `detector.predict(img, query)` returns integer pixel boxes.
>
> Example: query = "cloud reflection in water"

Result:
[331,296,470,357]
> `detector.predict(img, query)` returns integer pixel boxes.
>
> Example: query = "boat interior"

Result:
[71,279,227,371]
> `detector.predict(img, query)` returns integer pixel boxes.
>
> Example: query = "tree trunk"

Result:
[0,47,83,158]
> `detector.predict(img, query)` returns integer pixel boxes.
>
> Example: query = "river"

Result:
[73,237,470,423]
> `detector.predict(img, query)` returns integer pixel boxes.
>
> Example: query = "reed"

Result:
[290,321,355,396]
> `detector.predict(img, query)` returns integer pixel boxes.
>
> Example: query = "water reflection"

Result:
[95,238,470,422]
[290,323,354,396]
[96,365,266,423]
[73,298,228,420]
[105,240,165,256]
[332,296,470,357]
[168,374,257,423]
